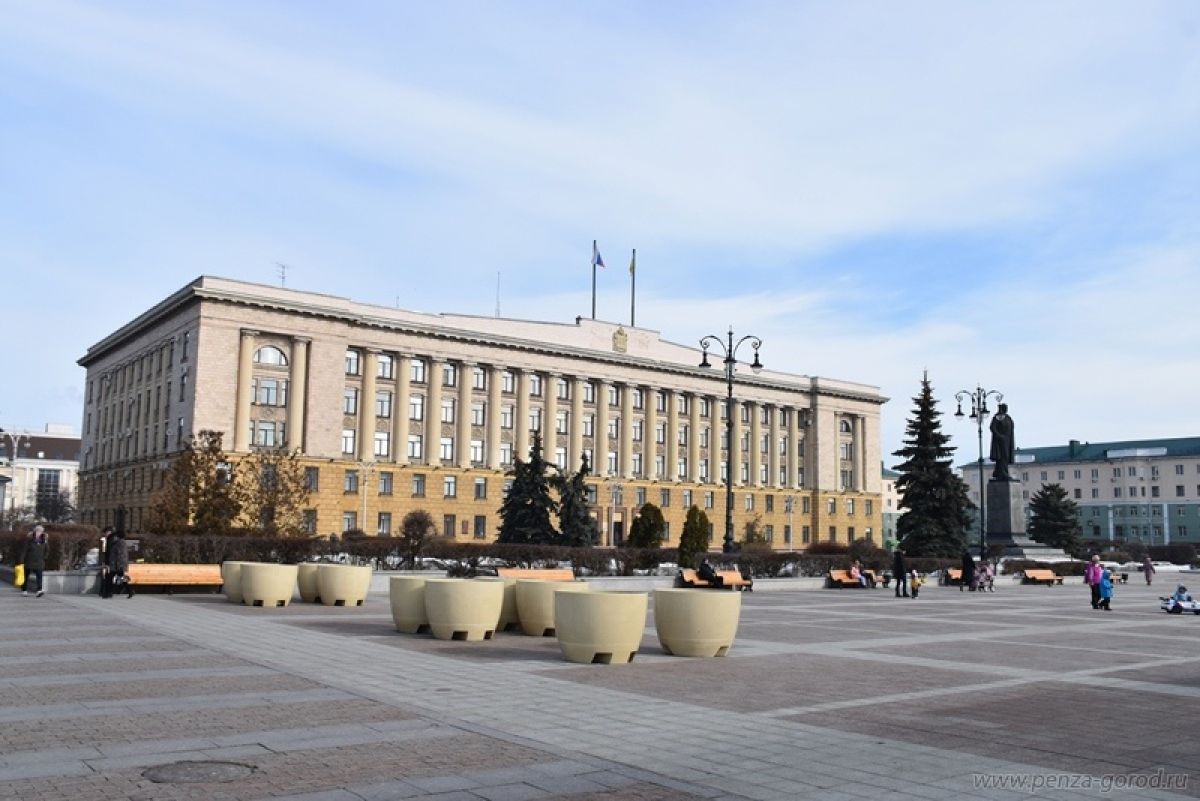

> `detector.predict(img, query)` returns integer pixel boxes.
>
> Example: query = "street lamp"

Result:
[954,386,1003,559]
[0,428,32,526]
[699,328,763,554]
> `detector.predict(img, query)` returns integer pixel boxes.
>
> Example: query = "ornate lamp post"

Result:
[0,428,32,525]
[699,328,763,554]
[954,386,1003,558]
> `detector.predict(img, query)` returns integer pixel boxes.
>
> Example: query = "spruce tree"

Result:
[626,503,666,548]
[497,432,559,544]
[554,456,598,547]
[892,375,974,557]
[678,505,710,567]
[1028,483,1081,551]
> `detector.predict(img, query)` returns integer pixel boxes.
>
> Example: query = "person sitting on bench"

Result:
[697,557,724,588]
[849,560,874,588]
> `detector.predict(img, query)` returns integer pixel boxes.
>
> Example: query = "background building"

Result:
[960,437,1200,545]
[881,465,902,545]
[0,424,81,524]
[78,276,885,548]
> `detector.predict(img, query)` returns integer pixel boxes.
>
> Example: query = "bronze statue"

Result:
[989,403,1015,480]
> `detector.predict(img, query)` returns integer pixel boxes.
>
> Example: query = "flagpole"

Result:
[591,239,597,320]
[630,249,636,327]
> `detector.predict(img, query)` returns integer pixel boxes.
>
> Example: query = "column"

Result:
[749,402,761,486]
[233,329,257,452]
[569,376,584,472]
[666,391,679,482]
[643,387,658,480]
[392,354,410,465]
[287,336,309,451]
[426,358,443,465]
[729,400,742,486]
[595,380,610,477]
[487,364,503,470]
[619,383,634,479]
[688,392,701,482]
[457,361,473,468]
[358,349,378,462]
[786,406,800,488]
[542,372,558,459]
[768,404,780,488]
[854,415,866,491]
[515,369,530,459]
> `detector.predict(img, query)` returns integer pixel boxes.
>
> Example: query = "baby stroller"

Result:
[973,563,995,592]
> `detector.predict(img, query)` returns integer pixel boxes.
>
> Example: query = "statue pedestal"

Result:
[985,479,1071,560]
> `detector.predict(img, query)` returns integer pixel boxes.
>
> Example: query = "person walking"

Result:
[1084,555,1104,609]
[1098,568,1114,611]
[1142,556,1155,587]
[893,548,909,598]
[22,526,48,597]
[108,530,133,599]
[960,549,976,593]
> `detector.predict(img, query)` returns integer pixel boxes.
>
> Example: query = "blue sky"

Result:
[3,0,1198,462]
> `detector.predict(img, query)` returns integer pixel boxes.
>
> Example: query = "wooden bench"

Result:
[126,563,223,593]
[496,567,576,581]
[1022,568,1064,586]
[717,570,753,592]
[828,569,877,588]
[679,568,711,588]
[943,568,963,586]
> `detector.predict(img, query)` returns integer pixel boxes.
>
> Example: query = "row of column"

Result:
[231,336,871,491]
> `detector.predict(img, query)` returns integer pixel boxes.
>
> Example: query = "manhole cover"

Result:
[143,761,256,783]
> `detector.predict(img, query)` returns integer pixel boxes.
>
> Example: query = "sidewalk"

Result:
[1,581,1195,799]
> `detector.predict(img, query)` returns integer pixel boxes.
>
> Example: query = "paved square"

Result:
[2,577,1197,799]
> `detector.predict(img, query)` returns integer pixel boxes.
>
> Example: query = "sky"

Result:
[2,0,1198,465]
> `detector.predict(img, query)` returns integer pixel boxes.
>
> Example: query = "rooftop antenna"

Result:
[495,271,501,318]
[275,262,288,287]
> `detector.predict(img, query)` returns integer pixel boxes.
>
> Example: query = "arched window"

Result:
[253,346,288,366]
[839,419,852,434]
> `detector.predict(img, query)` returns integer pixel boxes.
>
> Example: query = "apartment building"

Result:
[77,277,885,548]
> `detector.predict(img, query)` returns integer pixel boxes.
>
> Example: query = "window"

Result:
[1114,487,1123,498]
[661,489,671,507]
[302,510,317,534]
[471,403,485,426]
[502,371,515,393]
[410,358,426,383]
[1091,488,1099,499]
[443,515,456,538]
[679,426,689,447]
[745,494,754,511]
[608,418,619,438]
[500,405,514,429]
[377,512,392,535]
[345,349,361,375]
[840,469,853,490]
[474,477,487,499]
[409,395,424,421]
[407,434,423,459]
[439,437,454,461]
[839,442,852,460]
[472,367,486,390]
[412,474,426,497]
[555,447,567,469]
[828,525,837,542]
[839,419,852,433]
[529,374,542,396]
[865,499,873,515]
[1113,467,1122,477]
[556,411,568,435]
[441,399,455,423]
[254,346,288,366]
[1177,486,1186,497]
[1073,469,1082,479]
[474,515,488,539]
[630,388,643,409]
[846,499,855,515]
[1057,470,1065,480]
[765,495,774,513]
[343,388,359,415]
[802,525,811,544]
[583,382,595,403]
[254,377,287,406]
[374,431,390,458]
[700,398,710,417]
[343,470,359,493]
[341,429,356,454]
[500,442,513,465]
[557,378,569,400]
[635,487,647,507]
[342,511,357,532]
[827,498,836,514]
[583,415,594,437]
[1176,464,1185,475]
[443,476,457,497]
[705,492,715,509]
[784,525,792,545]
[1151,485,1160,498]
[656,422,666,444]
[441,363,457,387]
[376,391,392,418]
[682,490,692,508]
[529,409,542,432]
[377,353,394,379]
[304,467,319,492]
[379,471,393,495]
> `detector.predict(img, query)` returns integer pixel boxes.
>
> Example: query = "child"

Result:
[910,570,923,599]
[1098,568,1114,611]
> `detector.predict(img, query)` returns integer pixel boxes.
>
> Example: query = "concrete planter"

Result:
[389,576,430,634]
[221,561,254,604]
[477,576,520,631]
[297,563,321,603]
[423,578,504,641]
[554,590,648,664]
[653,588,741,657]
[240,563,299,608]
[515,579,589,637]
[317,564,373,607]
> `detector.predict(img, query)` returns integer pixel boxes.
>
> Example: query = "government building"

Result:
[960,437,1200,545]
[77,277,885,549]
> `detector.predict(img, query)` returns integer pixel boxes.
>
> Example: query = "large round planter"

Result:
[389,576,431,634]
[515,580,589,637]
[317,564,373,607]
[653,588,741,657]
[477,577,520,632]
[221,561,253,604]
[423,579,504,641]
[240,563,299,608]
[555,591,648,664]
[297,563,321,603]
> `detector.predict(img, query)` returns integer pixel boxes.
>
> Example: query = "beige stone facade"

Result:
[77,276,886,548]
